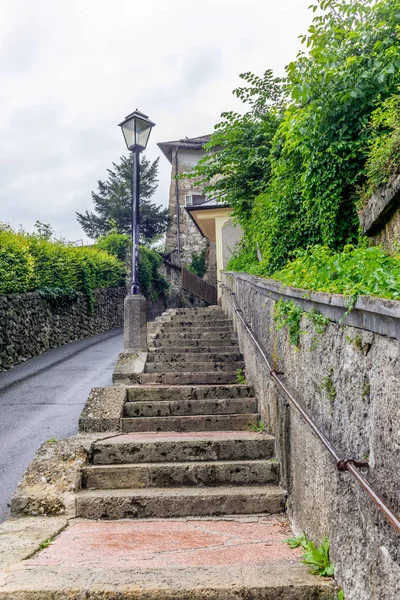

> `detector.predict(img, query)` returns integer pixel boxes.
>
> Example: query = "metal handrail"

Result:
[221,283,400,535]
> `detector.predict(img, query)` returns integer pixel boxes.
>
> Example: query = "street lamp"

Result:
[119,110,155,294]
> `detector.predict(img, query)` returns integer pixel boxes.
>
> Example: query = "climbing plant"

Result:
[193,0,400,277]
[187,248,208,278]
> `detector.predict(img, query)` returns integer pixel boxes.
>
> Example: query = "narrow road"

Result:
[0,328,123,522]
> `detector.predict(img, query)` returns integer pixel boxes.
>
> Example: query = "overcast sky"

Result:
[0,0,313,242]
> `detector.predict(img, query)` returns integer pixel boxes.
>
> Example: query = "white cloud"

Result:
[0,0,313,240]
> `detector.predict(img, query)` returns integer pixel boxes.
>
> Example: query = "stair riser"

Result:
[127,385,254,402]
[156,332,237,341]
[145,361,244,373]
[150,345,239,353]
[92,438,274,465]
[161,325,235,336]
[139,373,238,385]
[152,340,239,349]
[121,414,258,433]
[83,461,279,490]
[164,320,231,328]
[76,491,285,520]
[168,309,223,316]
[125,398,257,417]
[146,352,243,363]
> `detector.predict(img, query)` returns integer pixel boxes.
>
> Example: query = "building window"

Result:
[185,194,207,206]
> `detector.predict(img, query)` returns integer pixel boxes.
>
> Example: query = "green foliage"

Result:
[338,591,345,600]
[138,246,169,301]
[321,368,337,402]
[287,534,308,549]
[194,0,400,276]
[0,229,34,294]
[187,248,208,278]
[37,287,78,306]
[182,70,283,221]
[272,245,400,301]
[97,233,131,261]
[0,227,126,296]
[76,155,169,242]
[34,220,54,240]
[252,421,265,433]
[274,300,304,347]
[307,310,330,334]
[226,240,259,273]
[38,536,56,550]
[286,534,334,578]
[235,368,246,384]
[362,382,371,398]
[359,92,400,204]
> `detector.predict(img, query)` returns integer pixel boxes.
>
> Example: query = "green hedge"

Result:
[96,233,169,301]
[0,228,126,295]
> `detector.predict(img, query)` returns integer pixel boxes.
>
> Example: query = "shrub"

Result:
[0,229,34,293]
[97,233,131,261]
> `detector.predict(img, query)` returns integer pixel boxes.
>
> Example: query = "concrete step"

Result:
[0,517,334,599]
[156,331,238,341]
[168,308,224,316]
[152,340,240,349]
[121,413,258,433]
[91,431,275,464]
[162,324,233,333]
[146,351,243,363]
[164,319,231,328]
[145,360,244,373]
[125,396,257,417]
[82,459,279,490]
[76,485,286,519]
[138,372,238,385]
[169,311,225,319]
[127,384,254,401]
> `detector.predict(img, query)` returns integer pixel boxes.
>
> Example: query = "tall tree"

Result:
[77,155,169,241]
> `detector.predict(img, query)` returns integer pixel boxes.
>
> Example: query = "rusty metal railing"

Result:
[221,282,400,536]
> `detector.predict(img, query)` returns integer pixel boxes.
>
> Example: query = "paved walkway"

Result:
[24,515,300,569]
[0,328,123,522]
[0,516,333,599]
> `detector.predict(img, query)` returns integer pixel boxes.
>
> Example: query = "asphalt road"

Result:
[0,328,123,522]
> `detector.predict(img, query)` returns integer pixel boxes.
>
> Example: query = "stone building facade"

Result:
[158,135,217,285]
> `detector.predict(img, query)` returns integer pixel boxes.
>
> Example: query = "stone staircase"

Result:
[77,306,287,520]
[0,307,334,599]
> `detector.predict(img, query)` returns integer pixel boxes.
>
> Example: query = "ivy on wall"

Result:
[189,0,400,285]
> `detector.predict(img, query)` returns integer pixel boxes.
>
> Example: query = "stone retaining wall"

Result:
[0,287,126,370]
[221,272,400,600]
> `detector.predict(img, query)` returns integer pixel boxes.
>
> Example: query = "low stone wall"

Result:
[221,272,400,600]
[0,287,125,370]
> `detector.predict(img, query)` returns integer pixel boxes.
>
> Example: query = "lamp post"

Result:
[119,110,155,353]
[119,110,155,294]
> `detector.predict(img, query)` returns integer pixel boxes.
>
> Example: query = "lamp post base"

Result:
[124,294,147,352]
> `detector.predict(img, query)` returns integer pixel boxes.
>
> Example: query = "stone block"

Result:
[11,434,110,518]
[79,385,127,433]
[123,294,147,352]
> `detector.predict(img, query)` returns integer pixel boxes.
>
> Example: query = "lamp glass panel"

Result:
[121,118,136,150]
[135,117,152,149]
